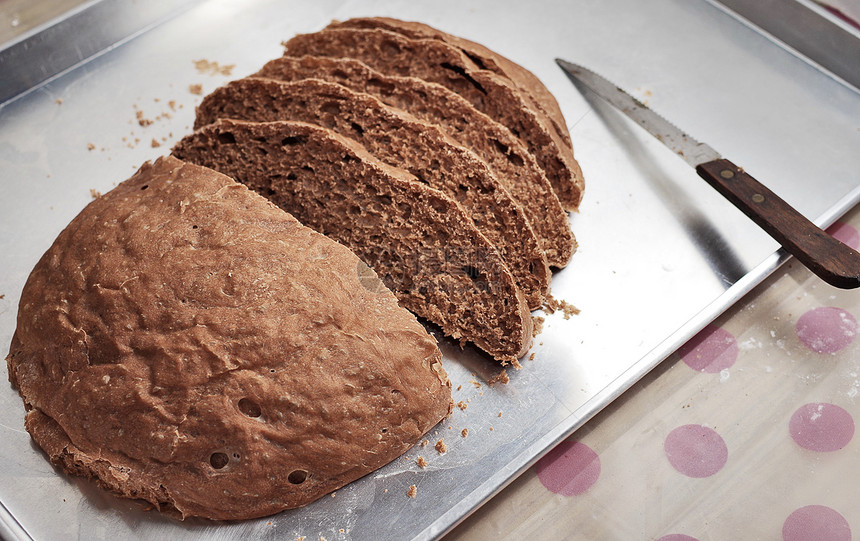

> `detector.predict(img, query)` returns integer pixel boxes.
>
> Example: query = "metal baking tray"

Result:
[1,0,859,539]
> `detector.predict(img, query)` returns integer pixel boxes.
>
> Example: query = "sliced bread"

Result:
[193,76,549,307]
[328,17,574,154]
[256,55,575,268]
[172,119,534,362]
[282,27,584,210]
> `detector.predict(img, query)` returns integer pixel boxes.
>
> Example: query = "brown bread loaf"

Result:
[6,155,452,520]
[282,27,584,210]
[172,119,534,362]
[193,76,549,307]
[255,55,575,268]
[328,17,574,156]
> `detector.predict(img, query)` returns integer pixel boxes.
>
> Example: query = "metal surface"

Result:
[556,59,860,289]
[0,0,201,104]
[711,0,860,90]
[1,0,860,540]
[555,59,722,168]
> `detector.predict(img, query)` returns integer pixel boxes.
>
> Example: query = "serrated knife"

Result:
[556,58,860,289]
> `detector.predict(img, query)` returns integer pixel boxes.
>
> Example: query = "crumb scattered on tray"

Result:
[407,485,417,498]
[456,401,468,411]
[87,143,96,151]
[420,439,429,447]
[541,293,581,319]
[461,428,468,438]
[416,456,427,469]
[189,84,203,95]
[151,138,161,148]
[55,98,63,105]
[469,377,482,389]
[135,109,153,127]
[89,189,101,199]
[435,438,447,455]
[529,352,536,361]
[488,369,509,386]
[193,59,235,76]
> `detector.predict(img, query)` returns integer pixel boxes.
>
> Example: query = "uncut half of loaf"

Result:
[6,155,453,520]
[173,120,534,362]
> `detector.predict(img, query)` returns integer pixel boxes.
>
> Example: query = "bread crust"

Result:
[6,156,452,520]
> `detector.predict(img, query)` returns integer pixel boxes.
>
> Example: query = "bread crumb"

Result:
[488,369,509,386]
[469,378,482,389]
[498,411,503,418]
[435,438,447,454]
[416,456,427,469]
[456,401,468,411]
[168,100,177,111]
[420,439,429,447]
[151,138,161,148]
[542,293,580,319]
[87,143,96,151]
[461,428,468,438]
[55,98,63,105]
[193,59,235,76]
[529,352,536,361]
[0,294,5,299]
[407,485,417,498]
[456,384,462,391]
[189,84,203,95]
[89,189,101,199]
[135,109,153,127]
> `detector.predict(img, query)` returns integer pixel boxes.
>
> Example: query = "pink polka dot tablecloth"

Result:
[445,210,860,541]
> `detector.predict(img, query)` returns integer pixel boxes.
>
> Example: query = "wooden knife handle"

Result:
[696,158,860,289]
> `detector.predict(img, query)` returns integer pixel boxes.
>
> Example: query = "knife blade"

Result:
[556,58,860,289]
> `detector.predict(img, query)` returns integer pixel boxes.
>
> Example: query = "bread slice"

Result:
[256,55,575,268]
[282,27,584,210]
[172,119,534,362]
[6,155,452,520]
[328,17,573,156]
[193,76,549,307]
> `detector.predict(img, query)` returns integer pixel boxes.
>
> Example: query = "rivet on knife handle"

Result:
[696,158,860,289]
[556,58,860,289]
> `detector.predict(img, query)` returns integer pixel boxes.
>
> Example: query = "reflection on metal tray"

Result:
[1,0,859,540]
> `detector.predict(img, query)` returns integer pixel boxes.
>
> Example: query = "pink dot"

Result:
[783,505,851,541]
[789,403,855,452]
[535,441,600,496]
[826,221,860,250]
[678,325,738,373]
[664,424,728,478]
[796,307,857,354]
[656,535,700,541]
